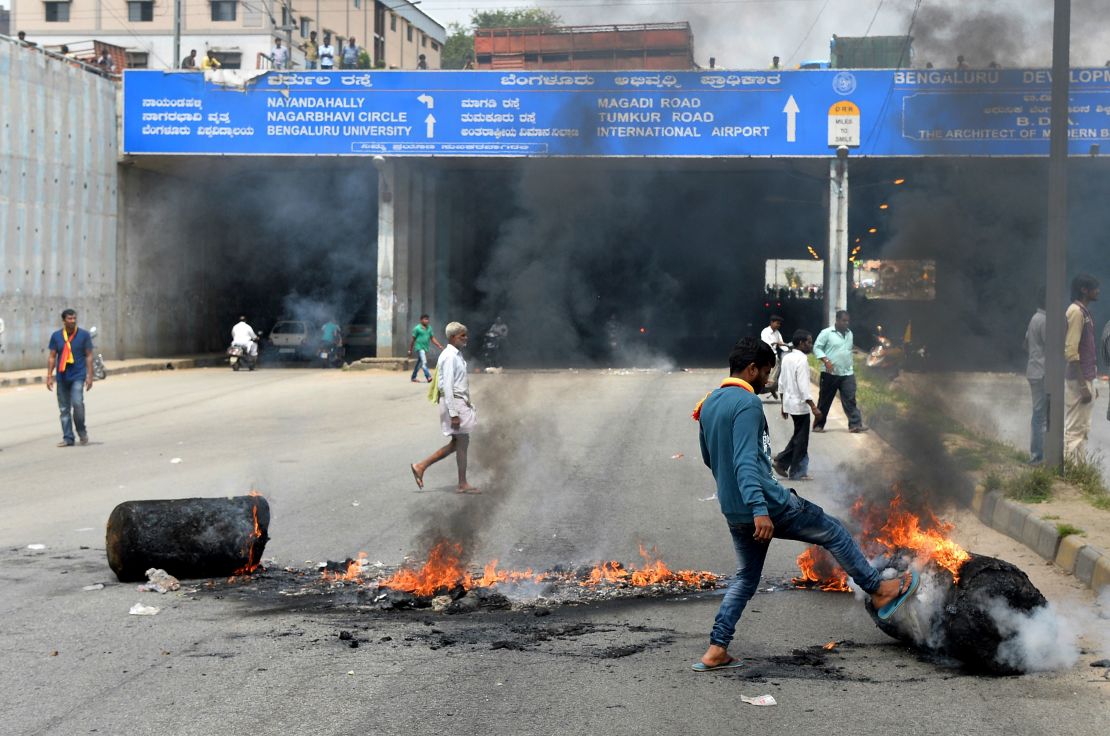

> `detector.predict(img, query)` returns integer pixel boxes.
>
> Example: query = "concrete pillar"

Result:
[825,156,849,326]
[375,159,397,357]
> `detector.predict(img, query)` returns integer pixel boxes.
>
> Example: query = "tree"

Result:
[470,8,561,29]
[441,8,563,69]
[441,22,474,69]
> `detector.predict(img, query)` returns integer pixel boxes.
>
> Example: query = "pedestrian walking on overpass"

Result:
[691,337,917,672]
[410,322,480,494]
[812,310,866,433]
[46,309,94,447]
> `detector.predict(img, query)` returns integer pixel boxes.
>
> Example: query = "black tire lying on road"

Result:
[106,495,269,582]
[866,553,1048,675]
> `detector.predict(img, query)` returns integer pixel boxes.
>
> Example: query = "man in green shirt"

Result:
[409,314,444,383]
[812,310,866,433]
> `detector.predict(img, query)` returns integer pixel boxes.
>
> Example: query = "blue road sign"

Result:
[122,68,1110,157]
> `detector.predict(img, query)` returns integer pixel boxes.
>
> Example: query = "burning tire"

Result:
[106,495,269,582]
[866,553,1048,675]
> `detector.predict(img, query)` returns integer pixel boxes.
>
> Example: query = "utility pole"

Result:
[1043,0,1071,468]
[285,0,294,68]
[173,0,182,69]
[826,146,850,327]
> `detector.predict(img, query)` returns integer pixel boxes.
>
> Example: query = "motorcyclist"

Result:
[231,315,259,359]
[320,317,343,365]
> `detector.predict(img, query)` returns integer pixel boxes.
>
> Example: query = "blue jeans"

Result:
[710,493,882,649]
[305,61,317,70]
[56,379,87,444]
[411,349,430,381]
[1028,378,1046,463]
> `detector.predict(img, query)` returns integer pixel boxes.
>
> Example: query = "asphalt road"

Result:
[0,368,1106,736]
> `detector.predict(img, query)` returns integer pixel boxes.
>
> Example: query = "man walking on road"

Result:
[410,322,480,494]
[409,314,444,383]
[773,330,822,480]
[1024,295,1047,464]
[1065,274,1099,459]
[691,337,917,671]
[812,310,866,433]
[46,309,94,447]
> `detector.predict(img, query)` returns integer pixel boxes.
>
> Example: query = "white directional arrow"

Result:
[417,94,435,109]
[783,95,800,143]
[425,113,436,138]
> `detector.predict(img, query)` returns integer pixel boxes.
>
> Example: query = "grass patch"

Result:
[952,445,986,471]
[1042,514,1060,520]
[1055,522,1086,538]
[1004,466,1056,503]
[1063,452,1110,510]
[983,471,1004,492]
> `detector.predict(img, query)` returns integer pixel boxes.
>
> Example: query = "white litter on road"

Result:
[129,603,160,616]
[170,458,183,464]
[740,694,777,706]
[82,583,105,591]
[27,544,46,550]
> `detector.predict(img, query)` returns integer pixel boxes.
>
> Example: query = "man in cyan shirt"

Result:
[46,308,94,447]
[691,337,916,671]
[812,309,866,433]
[1064,274,1099,459]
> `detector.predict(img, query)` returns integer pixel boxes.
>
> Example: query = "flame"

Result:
[375,541,716,597]
[381,541,473,597]
[322,551,369,582]
[232,498,264,576]
[823,640,839,650]
[582,546,718,588]
[792,546,851,592]
[794,493,971,591]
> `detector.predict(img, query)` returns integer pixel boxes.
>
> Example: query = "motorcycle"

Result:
[480,319,508,368]
[88,326,107,381]
[228,340,258,371]
[317,342,344,369]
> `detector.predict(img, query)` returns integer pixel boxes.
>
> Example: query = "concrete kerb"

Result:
[1075,546,1104,587]
[0,355,226,388]
[969,483,1106,589]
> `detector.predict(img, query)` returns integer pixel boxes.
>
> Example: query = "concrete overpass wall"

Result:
[1,41,215,371]
[0,40,118,371]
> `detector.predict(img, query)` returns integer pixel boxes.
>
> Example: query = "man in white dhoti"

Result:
[410,322,480,493]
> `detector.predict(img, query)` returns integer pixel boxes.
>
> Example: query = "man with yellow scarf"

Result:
[46,309,94,447]
[691,337,917,671]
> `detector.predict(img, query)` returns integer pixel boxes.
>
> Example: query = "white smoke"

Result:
[989,600,1079,673]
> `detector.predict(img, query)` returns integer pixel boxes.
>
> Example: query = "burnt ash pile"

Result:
[320,557,722,612]
[866,552,1049,676]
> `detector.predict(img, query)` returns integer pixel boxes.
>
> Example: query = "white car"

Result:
[267,320,315,360]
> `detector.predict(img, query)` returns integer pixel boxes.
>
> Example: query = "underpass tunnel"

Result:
[119,155,1110,371]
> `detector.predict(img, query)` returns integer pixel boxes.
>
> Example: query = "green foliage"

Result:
[1004,466,1055,503]
[357,51,371,69]
[983,471,1004,492]
[1055,522,1086,538]
[1063,452,1110,509]
[441,22,474,69]
[471,8,562,29]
